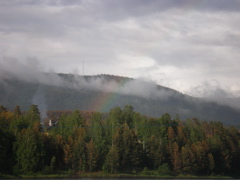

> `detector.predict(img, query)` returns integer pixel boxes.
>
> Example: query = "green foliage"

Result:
[103,145,119,173]
[27,104,41,122]
[158,163,172,175]
[56,110,84,138]
[89,112,107,169]
[0,104,240,177]
[122,105,134,127]
[141,167,154,175]
[14,128,45,173]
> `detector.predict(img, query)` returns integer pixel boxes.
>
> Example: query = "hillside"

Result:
[0,73,240,125]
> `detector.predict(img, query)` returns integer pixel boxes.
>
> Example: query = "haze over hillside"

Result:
[0,71,240,126]
[1,0,240,127]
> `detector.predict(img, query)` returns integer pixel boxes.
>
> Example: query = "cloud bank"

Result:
[0,57,239,111]
[0,58,176,100]
[0,0,239,99]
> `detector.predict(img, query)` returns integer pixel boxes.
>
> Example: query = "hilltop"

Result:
[0,73,240,125]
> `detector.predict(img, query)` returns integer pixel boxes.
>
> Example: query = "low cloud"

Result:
[0,57,176,101]
[187,80,233,98]
[1,58,239,111]
[187,80,240,110]
[0,57,67,87]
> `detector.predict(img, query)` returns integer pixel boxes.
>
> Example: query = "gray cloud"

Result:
[186,80,240,110]
[187,80,232,98]
[0,57,66,86]
[0,0,239,100]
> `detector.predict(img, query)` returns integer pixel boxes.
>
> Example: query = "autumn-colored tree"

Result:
[167,126,175,145]
[0,105,240,176]
[63,136,73,170]
[176,122,187,147]
[191,141,209,174]
[172,142,181,174]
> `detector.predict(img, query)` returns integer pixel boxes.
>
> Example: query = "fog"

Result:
[0,58,239,111]
[0,58,176,100]
[0,57,67,87]
[187,80,240,110]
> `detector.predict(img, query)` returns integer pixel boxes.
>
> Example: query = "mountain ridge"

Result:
[0,73,240,125]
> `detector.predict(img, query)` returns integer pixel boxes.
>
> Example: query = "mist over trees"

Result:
[0,104,240,176]
[1,74,240,126]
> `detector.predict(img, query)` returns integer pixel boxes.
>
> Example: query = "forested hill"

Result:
[0,73,240,125]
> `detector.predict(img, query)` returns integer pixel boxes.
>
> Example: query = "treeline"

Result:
[0,104,240,176]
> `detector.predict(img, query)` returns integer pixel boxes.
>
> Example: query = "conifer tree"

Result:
[103,145,119,173]
[15,128,45,173]
[14,105,21,118]
[86,139,98,172]
[89,112,106,169]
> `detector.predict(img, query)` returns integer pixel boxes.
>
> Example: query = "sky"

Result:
[0,0,240,98]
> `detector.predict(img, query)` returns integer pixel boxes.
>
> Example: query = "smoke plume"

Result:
[32,88,48,125]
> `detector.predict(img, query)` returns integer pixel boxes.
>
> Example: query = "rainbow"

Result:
[87,1,208,112]
[87,77,128,112]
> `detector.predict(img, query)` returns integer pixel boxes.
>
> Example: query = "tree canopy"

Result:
[0,104,240,176]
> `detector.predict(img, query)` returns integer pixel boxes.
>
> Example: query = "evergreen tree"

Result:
[14,128,45,173]
[14,105,22,119]
[181,144,196,174]
[122,105,134,127]
[105,107,123,146]
[103,145,119,173]
[147,135,165,169]
[89,112,106,170]
[113,123,142,173]
[86,139,98,172]
[0,104,240,176]
[27,104,41,122]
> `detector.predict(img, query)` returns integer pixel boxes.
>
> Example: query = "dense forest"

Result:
[0,104,240,177]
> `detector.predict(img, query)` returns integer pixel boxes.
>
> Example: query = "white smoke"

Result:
[32,88,48,125]
[0,57,67,87]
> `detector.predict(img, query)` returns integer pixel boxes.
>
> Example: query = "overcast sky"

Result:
[1,0,240,98]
